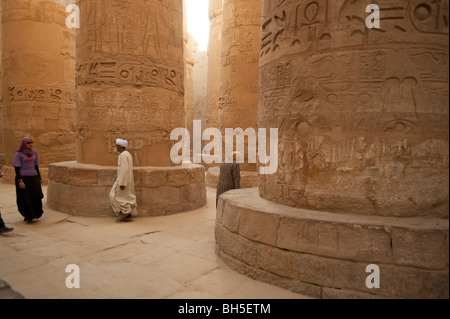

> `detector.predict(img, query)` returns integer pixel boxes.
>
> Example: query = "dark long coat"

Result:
[216,162,240,206]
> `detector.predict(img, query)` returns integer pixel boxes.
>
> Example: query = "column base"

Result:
[47,162,206,217]
[215,188,449,299]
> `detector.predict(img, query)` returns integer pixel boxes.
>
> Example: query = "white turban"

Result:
[115,138,128,148]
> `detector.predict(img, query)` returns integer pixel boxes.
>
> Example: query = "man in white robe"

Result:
[109,139,138,222]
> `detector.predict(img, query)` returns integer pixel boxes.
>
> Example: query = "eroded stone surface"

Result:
[47,162,206,217]
[258,0,449,218]
[76,0,185,167]
[2,0,76,166]
[216,189,449,298]
[218,0,261,171]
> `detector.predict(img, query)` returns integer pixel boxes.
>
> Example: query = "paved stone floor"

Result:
[0,181,312,299]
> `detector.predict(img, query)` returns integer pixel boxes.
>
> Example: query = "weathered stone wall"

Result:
[1,0,76,166]
[258,0,449,218]
[75,0,185,167]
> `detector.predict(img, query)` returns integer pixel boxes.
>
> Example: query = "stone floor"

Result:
[0,181,312,299]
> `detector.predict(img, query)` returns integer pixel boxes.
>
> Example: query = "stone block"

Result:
[238,209,279,246]
[322,287,388,299]
[215,224,258,266]
[167,169,191,187]
[300,254,449,299]
[278,218,338,257]
[48,165,70,184]
[143,206,166,216]
[206,167,219,188]
[216,198,225,223]
[68,168,98,186]
[191,166,206,184]
[278,218,393,263]
[97,169,116,187]
[255,244,302,280]
[73,186,110,209]
[218,240,321,299]
[140,169,167,188]
[132,170,141,188]
[337,225,393,263]
[181,183,206,202]
[391,228,449,270]
[141,187,181,207]
[47,182,75,214]
[222,203,241,233]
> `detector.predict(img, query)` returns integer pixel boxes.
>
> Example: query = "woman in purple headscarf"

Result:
[12,137,44,223]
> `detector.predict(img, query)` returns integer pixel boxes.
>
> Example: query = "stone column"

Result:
[257,0,449,218]
[219,0,261,139]
[1,0,76,181]
[192,42,209,144]
[48,0,206,216]
[213,0,261,176]
[205,0,222,129]
[75,0,184,167]
[216,0,449,299]
[185,33,195,148]
[0,0,4,168]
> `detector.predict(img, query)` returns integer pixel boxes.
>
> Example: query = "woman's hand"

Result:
[19,180,26,190]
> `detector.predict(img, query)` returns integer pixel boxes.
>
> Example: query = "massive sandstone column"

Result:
[216,0,449,299]
[48,0,206,216]
[218,0,261,171]
[75,0,184,167]
[1,0,76,180]
[184,33,195,146]
[206,0,261,185]
[205,0,223,129]
[0,1,4,168]
[192,44,209,139]
[219,0,261,135]
[257,0,449,218]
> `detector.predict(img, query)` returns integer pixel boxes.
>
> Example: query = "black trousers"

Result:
[16,176,44,222]
[0,213,5,228]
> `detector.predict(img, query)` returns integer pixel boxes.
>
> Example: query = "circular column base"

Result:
[47,161,206,217]
[215,188,449,299]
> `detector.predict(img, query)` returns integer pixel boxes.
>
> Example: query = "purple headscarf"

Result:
[16,137,34,157]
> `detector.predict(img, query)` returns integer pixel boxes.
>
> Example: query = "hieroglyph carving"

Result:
[76,61,183,93]
[260,0,449,62]
[9,86,74,104]
[258,0,449,217]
